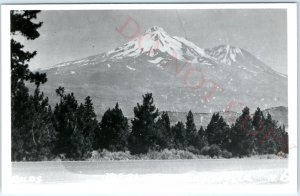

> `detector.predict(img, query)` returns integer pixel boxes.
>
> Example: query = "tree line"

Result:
[11,10,288,161]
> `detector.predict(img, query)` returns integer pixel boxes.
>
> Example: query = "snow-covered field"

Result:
[10,159,289,194]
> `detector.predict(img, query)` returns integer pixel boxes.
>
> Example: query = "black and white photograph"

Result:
[0,3,297,194]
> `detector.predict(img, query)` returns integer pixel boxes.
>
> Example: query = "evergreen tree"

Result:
[252,107,264,131]
[205,113,230,149]
[194,126,207,151]
[28,88,56,160]
[11,10,46,94]
[198,126,205,139]
[129,93,159,154]
[52,87,79,158]
[83,96,96,119]
[12,87,56,161]
[11,83,30,161]
[185,110,197,147]
[251,107,266,154]
[229,107,254,156]
[80,96,99,149]
[69,96,100,160]
[100,103,129,151]
[155,112,173,149]
[172,121,187,149]
[259,113,282,154]
[11,10,55,161]
[277,125,288,153]
[68,105,90,160]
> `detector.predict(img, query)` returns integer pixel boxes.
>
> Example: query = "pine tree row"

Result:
[12,90,288,161]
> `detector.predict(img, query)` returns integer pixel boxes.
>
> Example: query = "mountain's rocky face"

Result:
[39,26,287,122]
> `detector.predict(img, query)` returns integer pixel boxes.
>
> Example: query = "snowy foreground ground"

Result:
[10,159,289,194]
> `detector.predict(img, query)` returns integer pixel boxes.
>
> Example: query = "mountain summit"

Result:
[206,45,244,65]
[41,26,287,116]
[104,26,209,64]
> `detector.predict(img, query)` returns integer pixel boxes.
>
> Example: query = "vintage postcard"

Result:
[0,3,297,194]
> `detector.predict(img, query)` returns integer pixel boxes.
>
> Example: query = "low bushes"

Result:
[88,149,210,161]
[200,145,233,158]
[89,150,133,161]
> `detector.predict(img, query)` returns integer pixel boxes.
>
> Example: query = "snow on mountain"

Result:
[42,26,279,72]
[40,25,288,79]
[40,26,288,117]
[126,65,136,71]
[104,26,213,64]
[172,36,208,58]
[42,58,91,71]
[205,45,244,65]
[148,57,164,64]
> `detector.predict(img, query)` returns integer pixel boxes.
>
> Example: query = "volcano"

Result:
[38,26,287,118]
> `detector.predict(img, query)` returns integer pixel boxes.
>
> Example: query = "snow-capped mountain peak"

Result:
[44,26,283,79]
[206,45,244,65]
[105,26,209,63]
[145,26,167,33]
[41,26,287,116]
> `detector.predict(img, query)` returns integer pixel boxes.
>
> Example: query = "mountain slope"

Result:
[39,26,288,118]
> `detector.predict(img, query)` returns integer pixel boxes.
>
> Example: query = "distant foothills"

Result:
[11,11,288,162]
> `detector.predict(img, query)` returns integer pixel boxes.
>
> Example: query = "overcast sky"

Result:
[19,9,287,74]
